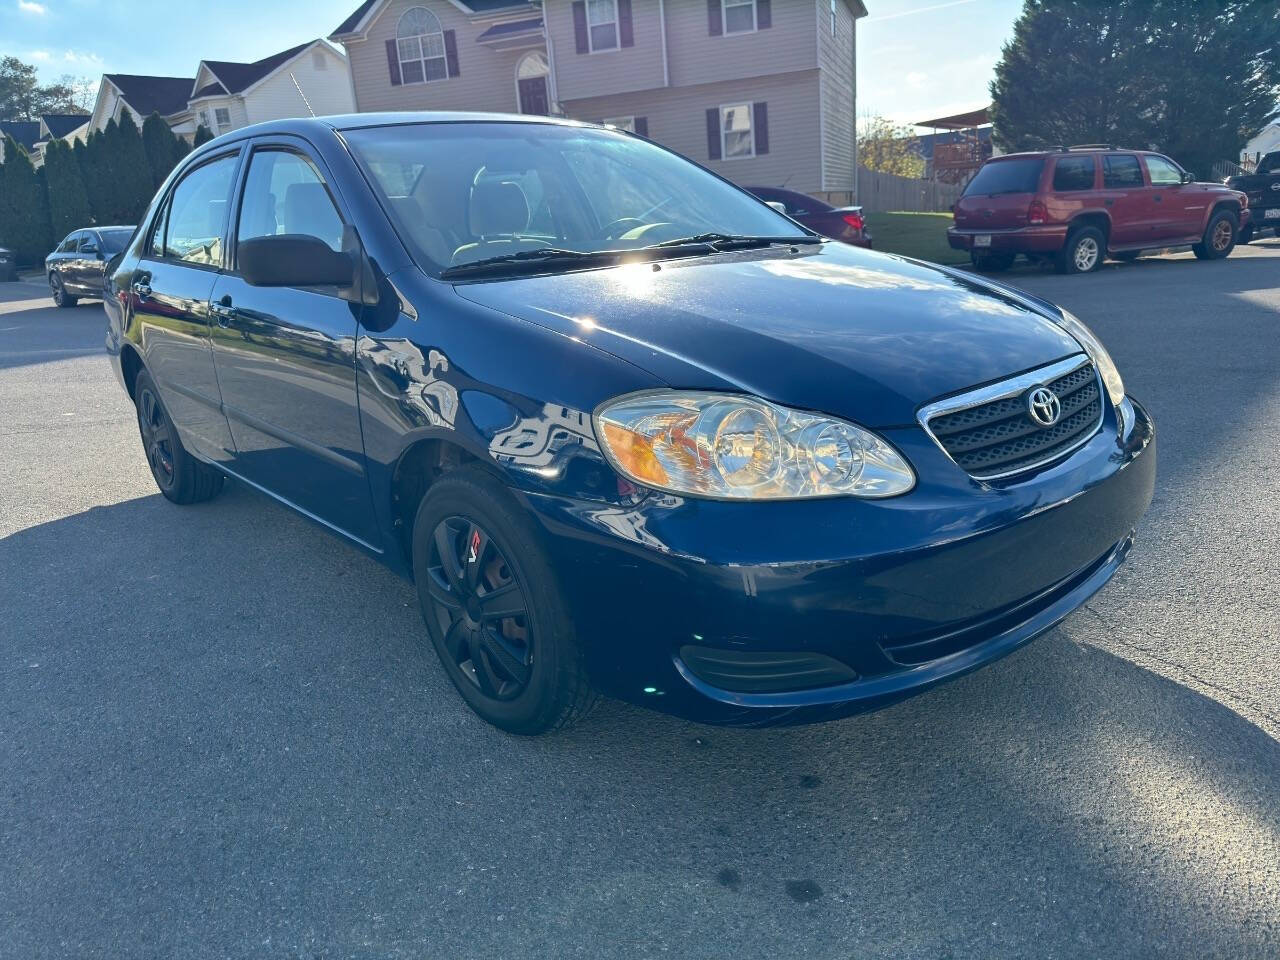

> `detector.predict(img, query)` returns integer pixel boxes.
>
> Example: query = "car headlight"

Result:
[1056,309,1124,407]
[594,391,914,499]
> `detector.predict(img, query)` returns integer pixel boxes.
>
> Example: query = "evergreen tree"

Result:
[0,135,54,263]
[193,124,214,147]
[114,111,156,223]
[141,112,183,189]
[43,138,93,238]
[100,119,127,223]
[73,135,106,225]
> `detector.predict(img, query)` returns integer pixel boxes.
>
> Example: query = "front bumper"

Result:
[949,225,1069,254]
[525,399,1156,726]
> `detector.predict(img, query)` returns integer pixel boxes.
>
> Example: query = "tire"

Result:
[970,250,1015,271]
[1193,209,1238,260]
[50,271,77,308]
[1112,251,1141,262]
[1055,225,1105,274]
[133,368,224,504]
[411,466,597,735]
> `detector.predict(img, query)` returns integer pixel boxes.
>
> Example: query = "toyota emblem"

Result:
[1026,387,1062,427]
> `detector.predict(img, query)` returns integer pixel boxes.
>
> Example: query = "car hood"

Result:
[452,242,1082,427]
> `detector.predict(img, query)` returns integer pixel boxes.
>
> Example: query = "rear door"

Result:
[206,137,380,548]
[1143,154,1203,240]
[131,150,241,465]
[1099,153,1149,246]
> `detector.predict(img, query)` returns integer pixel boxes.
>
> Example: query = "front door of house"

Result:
[518,76,549,116]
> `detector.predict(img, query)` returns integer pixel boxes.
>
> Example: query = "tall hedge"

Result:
[142,111,184,190]
[111,112,156,224]
[0,135,54,264]
[193,124,214,147]
[43,138,92,239]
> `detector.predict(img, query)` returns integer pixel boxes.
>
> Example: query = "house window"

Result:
[830,0,837,35]
[214,108,231,132]
[587,0,619,52]
[723,0,756,34]
[397,7,448,84]
[603,116,635,133]
[721,103,754,158]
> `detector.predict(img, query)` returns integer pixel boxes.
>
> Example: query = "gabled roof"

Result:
[41,114,89,138]
[199,41,313,96]
[331,0,536,38]
[192,81,229,100]
[0,120,41,150]
[105,74,197,117]
[476,16,542,40]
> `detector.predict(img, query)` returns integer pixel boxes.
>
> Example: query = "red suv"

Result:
[948,147,1250,274]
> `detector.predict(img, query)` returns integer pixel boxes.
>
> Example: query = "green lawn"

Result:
[865,211,969,266]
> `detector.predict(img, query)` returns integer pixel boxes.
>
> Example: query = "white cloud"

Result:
[61,50,104,66]
[28,49,52,61]
[905,71,929,90]
[18,0,48,14]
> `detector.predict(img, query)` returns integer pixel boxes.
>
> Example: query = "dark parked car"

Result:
[105,114,1155,734]
[46,226,135,307]
[747,185,872,247]
[1226,151,1280,242]
[0,245,16,282]
[949,147,1249,273]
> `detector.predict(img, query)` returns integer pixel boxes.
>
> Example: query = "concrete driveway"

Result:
[2,242,1278,958]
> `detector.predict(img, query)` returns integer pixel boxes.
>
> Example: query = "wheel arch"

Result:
[1067,211,1111,244]
[120,342,145,401]
[1207,198,1242,228]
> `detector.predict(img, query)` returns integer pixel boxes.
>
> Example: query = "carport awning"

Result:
[476,17,544,49]
[915,107,991,130]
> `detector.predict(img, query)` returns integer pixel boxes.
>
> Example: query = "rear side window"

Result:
[1103,154,1143,188]
[1053,155,1095,191]
[963,157,1044,196]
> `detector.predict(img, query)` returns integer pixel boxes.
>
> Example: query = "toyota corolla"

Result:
[104,114,1155,734]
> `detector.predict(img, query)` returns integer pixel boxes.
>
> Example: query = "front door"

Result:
[207,141,380,548]
[131,150,241,464]
[72,231,105,293]
[1144,154,1204,241]
[518,76,549,116]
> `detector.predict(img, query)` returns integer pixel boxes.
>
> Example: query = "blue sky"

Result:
[3,0,1023,131]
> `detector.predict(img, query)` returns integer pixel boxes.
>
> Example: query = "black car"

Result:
[45,226,135,307]
[104,113,1154,735]
[0,245,16,282]
[1227,151,1280,241]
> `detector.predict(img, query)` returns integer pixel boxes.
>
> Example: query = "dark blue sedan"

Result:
[104,113,1155,734]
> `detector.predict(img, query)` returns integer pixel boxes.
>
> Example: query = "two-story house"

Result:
[330,0,865,194]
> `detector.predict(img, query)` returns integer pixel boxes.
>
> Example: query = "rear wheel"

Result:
[134,369,224,504]
[1193,209,1237,260]
[1056,225,1105,274]
[412,466,596,735]
[969,250,1015,271]
[50,272,77,308]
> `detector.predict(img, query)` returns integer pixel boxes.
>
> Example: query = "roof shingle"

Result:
[201,41,314,95]
[105,75,197,117]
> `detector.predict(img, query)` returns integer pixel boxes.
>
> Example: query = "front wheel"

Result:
[50,272,77,308]
[134,369,224,504]
[1193,209,1237,260]
[1056,226,1105,274]
[411,466,597,735]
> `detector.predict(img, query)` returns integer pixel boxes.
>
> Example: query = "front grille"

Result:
[923,359,1103,480]
[678,645,858,694]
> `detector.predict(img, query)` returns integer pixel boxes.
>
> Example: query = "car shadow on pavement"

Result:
[3,486,1278,958]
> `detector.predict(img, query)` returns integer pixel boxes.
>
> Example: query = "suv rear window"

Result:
[1053,155,1095,191]
[963,157,1044,196]
[1103,154,1143,188]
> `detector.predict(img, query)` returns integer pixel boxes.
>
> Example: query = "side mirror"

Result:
[238,234,356,289]
[766,201,788,214]
[82,244,99,256]
[1181,171,1195,184]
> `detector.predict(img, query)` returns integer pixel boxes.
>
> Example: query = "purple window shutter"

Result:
[753,102,769,155]
[385,38,402,86]
[444,29,460,77]
[707,0,722,36]
[619,0,634,47]
[758,0,772,28]
[573,1,589,53]
[706,108,722,160]
[634,116,648,137]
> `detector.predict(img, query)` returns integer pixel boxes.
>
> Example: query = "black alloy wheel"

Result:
[50,272,77,308]
[425,515,534,701]
[137,382,176,493]
[132,368,224,504]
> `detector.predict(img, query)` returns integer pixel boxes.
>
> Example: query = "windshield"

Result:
[344,122,807,277]
[963,157,1045,196]
[100,229,134,255]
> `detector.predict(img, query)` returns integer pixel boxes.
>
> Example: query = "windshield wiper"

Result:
[650,233,822,250]
[440,247,620,279]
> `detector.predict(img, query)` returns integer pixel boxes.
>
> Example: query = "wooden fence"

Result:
[813,167,964,213]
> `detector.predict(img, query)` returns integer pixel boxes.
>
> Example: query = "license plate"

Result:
[973,234,992,247]
[1264,209,1280,220]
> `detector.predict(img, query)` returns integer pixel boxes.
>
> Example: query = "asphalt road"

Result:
[2,242,1279,959]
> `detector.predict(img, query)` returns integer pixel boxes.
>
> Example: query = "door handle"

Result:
[132,281,151,298]
[1104,199,1114,206]
[210,298,236,327]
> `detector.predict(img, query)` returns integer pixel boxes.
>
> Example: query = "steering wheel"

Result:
[597,218,648,242]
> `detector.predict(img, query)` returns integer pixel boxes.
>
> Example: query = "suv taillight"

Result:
[1027,200,1048,225]
[842,212,865,232]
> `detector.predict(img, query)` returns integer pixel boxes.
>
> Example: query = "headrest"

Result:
[469,180,529,237]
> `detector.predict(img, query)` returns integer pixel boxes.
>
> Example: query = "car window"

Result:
[100,229,134,255]
[1145,155,1182,186]
[963,157,1044,196]
[236,149,346,257]
[1053,155,1095,192]
[78,233,99,253]
[1258,154,1280,175]
[163,153,239,265]
[1103,154,1144,188]
[57,233,80,254]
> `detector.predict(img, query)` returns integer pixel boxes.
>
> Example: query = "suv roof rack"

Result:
[1069,144,1117,150]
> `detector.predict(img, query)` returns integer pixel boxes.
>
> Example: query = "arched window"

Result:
[397,7,447,83]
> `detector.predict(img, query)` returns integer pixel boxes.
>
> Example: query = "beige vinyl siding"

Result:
[343,0,528,114]
[665,0,816,88]
[544,0,665,101]
[563,69,822,191]
[243,47,355,123]
[817,0,855,190]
